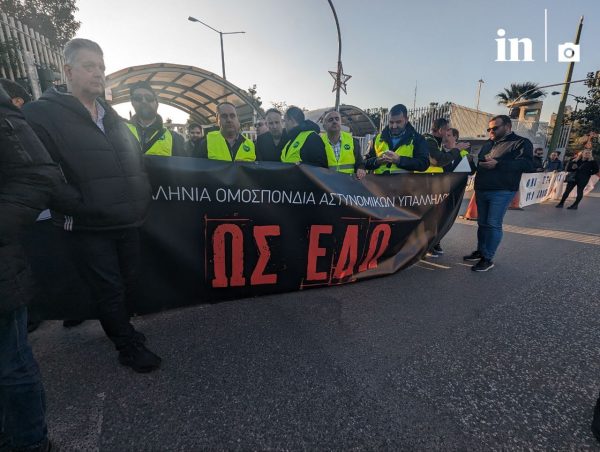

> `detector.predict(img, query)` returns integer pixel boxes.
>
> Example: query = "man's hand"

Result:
[457,142,471,149]
[479,158,498,169]
[356,168,366,180]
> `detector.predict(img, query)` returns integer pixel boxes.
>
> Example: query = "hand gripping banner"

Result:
[28,157,468,319]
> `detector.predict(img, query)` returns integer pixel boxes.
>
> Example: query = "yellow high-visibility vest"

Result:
[206,131,256,161]
[373,133,414,174]
[281,131,314,163]
[320,131,355,174]
[127,123,173,156]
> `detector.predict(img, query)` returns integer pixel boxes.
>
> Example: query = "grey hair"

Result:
[63,38,103,65]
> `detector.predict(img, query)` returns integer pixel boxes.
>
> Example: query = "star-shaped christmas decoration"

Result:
[329,65,352,94]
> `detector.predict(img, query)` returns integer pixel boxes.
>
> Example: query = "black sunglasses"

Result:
[132,94,156,103]
[487,125,503,132]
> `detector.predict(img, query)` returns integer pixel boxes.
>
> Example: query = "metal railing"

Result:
[0,13,65,95]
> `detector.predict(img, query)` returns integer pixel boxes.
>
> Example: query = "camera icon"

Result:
[557,42,580,62]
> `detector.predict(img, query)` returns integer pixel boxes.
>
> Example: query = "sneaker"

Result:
[425,250,441,258]
[555,203,564,208]
[463,250,483,262]
[567,204,578,210]
[471,258,495,272]
[433,244,444,255]
[592,392,600,442]
[118,342,161,373]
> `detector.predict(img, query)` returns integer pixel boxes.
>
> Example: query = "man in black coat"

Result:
[23,38,161,373]
[255,108,289,162]
[0,85,60,451]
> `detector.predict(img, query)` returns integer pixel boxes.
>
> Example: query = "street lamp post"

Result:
[551,91,581,113]
[188,16,245,80]
[326,0,350,111]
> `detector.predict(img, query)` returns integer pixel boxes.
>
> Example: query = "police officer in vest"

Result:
[126,81,185,157]
[320,109,366,179]
[364,104,429,174]
[281,106,328,168]
[197,102,256,161]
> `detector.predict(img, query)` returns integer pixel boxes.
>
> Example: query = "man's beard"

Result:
[138,106,156,121]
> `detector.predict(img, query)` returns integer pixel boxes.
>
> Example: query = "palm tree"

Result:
[496,82,546,106]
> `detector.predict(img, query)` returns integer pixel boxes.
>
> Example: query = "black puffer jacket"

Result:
[23,88,151,231]
[1,87,61,313]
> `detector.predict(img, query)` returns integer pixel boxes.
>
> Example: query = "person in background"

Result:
[185,122,203,158]
[126,81,185,157]
[556,149,599,210]
[0,77,31,107]
[544,151,563,172]
[531,147,545,172]
[256,108,288,162]
[254,118,268,136]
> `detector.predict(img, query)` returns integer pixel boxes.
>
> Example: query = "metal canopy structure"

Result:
[304,105,377,137]
[106,63,260,125]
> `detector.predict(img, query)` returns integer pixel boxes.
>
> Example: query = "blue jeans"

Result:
[475,190,516,260]
[0,307,47,449]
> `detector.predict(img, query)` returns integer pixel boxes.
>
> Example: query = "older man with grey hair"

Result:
[23,38,161,373]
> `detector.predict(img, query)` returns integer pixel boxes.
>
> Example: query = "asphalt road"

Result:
[30,193,600,450]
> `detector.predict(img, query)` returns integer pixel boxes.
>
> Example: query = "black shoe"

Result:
[27,320,42,333]
[555,203,564,208]
[134,330,146,344]
[471,258,495,272]
[118,342,161,373]
[463,250,483,262]
[63,319,84,328]
[567,204,578,210]
[433,244,444,255]
[592,393,600,443]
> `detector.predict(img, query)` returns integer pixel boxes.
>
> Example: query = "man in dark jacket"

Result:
[0,85,60,451]
[364,103,429,173]
[544,151,563,172]
[463,115,533,272]
[281,106,328,168]
[422,118,456,172]
[256,108,288,162]
[23,38,161,373]
[531,147,545,172]
[184,122,203,158]
[126,81,185,157]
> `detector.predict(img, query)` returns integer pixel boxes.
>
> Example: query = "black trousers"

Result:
[560,180,586,206]
[64,228,140,350]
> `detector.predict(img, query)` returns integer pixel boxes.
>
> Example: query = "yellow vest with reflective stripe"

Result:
[127,123,173,156]
[373,133,414,174]
[206,131,256,161]
[320,131,355,174]
[281,131,314,163]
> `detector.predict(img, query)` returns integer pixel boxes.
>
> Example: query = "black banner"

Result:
[28,157,467,319]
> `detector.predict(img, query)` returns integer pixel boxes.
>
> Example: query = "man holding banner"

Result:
[364,104,429,174]
[320,109,366,179]
[198,102,256,161]
[464,115,533,272]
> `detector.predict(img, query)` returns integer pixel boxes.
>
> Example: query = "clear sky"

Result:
[75,0,600,123]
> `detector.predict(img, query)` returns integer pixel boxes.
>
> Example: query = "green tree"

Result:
[496,82,546,106]
[0,0,80,46]
[568,71,600,159]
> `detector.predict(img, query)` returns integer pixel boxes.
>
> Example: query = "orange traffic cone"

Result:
[463,193,478,220]
[508,191,522,210]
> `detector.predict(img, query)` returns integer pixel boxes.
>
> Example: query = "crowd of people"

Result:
[1,37,598,451]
